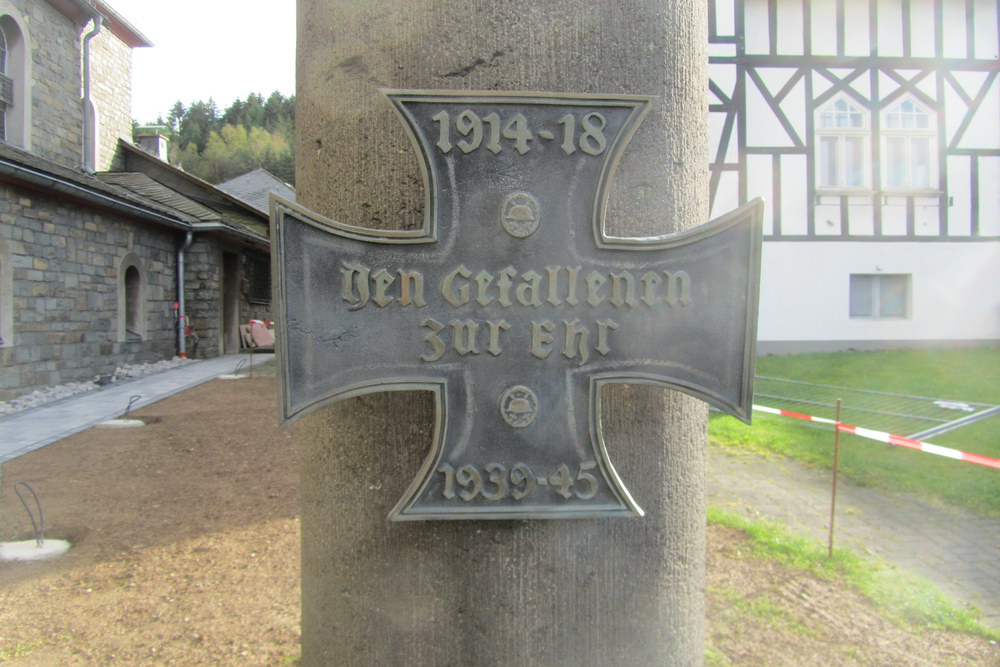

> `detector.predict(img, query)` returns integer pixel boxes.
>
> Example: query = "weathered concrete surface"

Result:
[296,2,709,664]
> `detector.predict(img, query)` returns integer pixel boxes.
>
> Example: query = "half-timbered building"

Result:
[709,0,999,352]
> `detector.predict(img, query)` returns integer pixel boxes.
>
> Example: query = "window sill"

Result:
[880,189,944,197]
[816,189,874,197]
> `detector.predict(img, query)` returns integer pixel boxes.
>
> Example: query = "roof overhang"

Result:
[0,156,190,231]
[119,142,270,220]
[48,0,153,48]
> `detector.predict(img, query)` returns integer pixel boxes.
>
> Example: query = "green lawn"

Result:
[710,346,1000,517]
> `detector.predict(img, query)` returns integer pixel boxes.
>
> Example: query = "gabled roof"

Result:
[118,141,265,217]
[98,172,220,222]
[218,168,295,215]
[0,139,270,249]
[109,141,271,246]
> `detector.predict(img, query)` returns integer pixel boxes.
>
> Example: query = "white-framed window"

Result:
[0,12,29,149]
[816,96,870,190]
[849,274,910,319]
[881,97,936,190]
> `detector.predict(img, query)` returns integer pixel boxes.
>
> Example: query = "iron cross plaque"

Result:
[271,89,763,521]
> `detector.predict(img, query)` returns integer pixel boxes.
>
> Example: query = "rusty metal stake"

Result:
[828,398,843,559]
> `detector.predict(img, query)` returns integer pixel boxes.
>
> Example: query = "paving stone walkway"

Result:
[0,354,273,463]
[708,446,1000,627]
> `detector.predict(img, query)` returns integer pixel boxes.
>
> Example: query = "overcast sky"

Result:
[109,0,296,124]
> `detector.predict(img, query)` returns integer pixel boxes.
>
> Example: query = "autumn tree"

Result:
[138,91,295,185]
[175,124,292,184]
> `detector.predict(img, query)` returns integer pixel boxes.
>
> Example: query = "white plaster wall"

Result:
[758,242,1000,343]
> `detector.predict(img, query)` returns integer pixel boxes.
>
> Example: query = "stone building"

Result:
[0,0,274,399]
[101,141,273,359]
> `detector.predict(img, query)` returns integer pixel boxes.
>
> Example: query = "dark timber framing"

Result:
[709,0,1000,241]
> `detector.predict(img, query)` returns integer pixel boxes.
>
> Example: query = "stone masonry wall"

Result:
[183,239,274,358]
[89,27,132,172]
[23,0,85,170]
[0,0,133,172]
[244,299,271,324]
[183,236,222,359]
[0,182,180,399]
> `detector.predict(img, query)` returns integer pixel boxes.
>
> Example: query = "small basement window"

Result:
[849,274,909,319]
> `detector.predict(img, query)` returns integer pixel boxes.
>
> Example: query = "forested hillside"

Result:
[140,91,295,185]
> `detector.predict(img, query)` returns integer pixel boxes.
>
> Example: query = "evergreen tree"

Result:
[138,91,295,185]
[176,98,220,153]
[166,101,186,131]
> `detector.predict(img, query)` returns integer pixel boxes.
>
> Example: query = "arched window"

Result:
[816,96,870,189]
[118,254,145,341]
[0,12,30,148]
[124,266,141,339]
[882,97,936,190]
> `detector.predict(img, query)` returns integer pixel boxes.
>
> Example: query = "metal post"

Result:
[828,398,843,559]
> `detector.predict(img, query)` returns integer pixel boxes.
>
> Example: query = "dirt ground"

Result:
[0,374,997,665]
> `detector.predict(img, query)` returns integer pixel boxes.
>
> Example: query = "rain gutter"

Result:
[0,157,191,231]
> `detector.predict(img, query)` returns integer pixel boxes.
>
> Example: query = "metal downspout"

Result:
[81,13,103,173]
[177,231,194,357]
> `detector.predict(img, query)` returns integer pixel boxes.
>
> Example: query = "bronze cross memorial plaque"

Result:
[271,90,763,520]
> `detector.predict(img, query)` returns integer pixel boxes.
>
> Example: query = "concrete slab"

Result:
[0,538,71,561]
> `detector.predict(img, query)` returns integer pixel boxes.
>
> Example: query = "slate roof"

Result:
[0,141,191,226]
[217,168,295,215]
[99,169,270,244]
[97,172,218,222]
[110,142,272,246]
[0,140,270,247]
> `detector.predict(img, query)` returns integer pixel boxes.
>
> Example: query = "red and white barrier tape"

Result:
[752,405,1000,470]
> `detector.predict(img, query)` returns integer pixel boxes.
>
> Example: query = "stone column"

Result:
[296,2,708,664]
